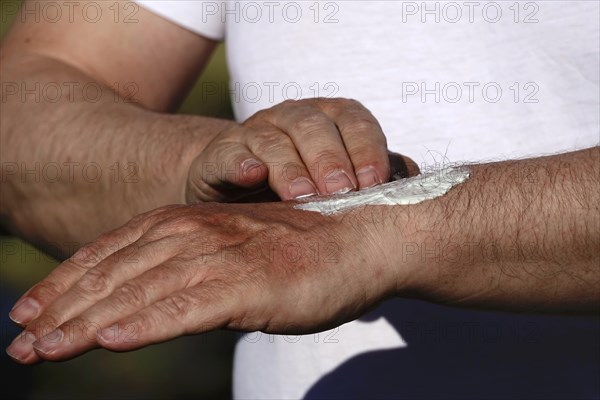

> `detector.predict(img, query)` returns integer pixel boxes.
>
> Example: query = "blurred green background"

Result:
[1,2,235,398]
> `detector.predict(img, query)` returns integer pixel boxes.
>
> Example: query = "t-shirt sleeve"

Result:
[135,1,225,41]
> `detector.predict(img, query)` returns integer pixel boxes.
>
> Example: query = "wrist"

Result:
[331,206,416,299]
[149,113,238,205]
[375,205,431,297]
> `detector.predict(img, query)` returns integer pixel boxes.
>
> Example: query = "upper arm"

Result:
[1,0,217,111]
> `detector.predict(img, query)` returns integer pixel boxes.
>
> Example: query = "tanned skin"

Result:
[5,147,598,363]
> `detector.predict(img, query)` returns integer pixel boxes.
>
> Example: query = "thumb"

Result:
[186,142,269,203]
[388,151,420,180]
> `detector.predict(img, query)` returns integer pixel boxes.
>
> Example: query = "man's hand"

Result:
[1,2,393,255]
[6,202,398,364]
[186,98,391,202]
[8,148,598,364]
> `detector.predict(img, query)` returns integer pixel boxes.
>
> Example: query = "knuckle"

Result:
[328,97,362,108]
[246,107,271,123]
[142,205,182,223]
[256,139,284,156]
[311,148,345,166]
[164,216,201,233]
[253,127,281,143]
[77,269,112,297]
[279,99,298,108]
[128,212,149,226]
[94,230,118,245]
[254,131,290,154]
[72,242,106,267]
[201,211,232,227]
[342,97,363,107]
[290,113,330,135]
[158,293,194,320]
[320,96,358,108]
[29,280,62,304]
[115,282,148,308]
[200,211,266,236]
[59,259,89,278]
[144,214,200,239]
[330,97,365,111]
[346,143,387,164]
[347,116,380,133]
[156,204,183,216]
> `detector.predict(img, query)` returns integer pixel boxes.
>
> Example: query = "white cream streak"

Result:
[294,166,470,215]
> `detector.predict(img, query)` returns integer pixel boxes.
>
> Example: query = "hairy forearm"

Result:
[0,51,233,257]
[377,147,600,313]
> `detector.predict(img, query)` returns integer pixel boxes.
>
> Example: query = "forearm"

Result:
[380,147,599,313]
[0,51,234,257]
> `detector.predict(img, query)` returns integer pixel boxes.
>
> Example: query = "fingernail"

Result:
[9,297,40,325]
[289,177,318,199]
[32,329,64,356]
[324,170,355,194]
[356,166,382,189]
[242,159,262,175]
[6,331,36,362]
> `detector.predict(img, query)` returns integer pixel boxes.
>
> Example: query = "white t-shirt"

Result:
[138,1,599,399]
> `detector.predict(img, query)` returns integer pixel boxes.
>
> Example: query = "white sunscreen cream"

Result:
[294,166,470,215]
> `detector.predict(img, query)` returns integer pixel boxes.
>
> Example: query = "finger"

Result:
[97,283,232,352]
[5,331,39,364]
[8,218,146,328]
[389,151,421,179]
[31,259,204,361]
[245,126,319,200]
[186,136,269,203]
[5,214,149,364]
[6,233,179,364]
[265,101,359,195]
[318,98,390,189]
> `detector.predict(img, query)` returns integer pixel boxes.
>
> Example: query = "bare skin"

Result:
[1,1,391,257]
[5,147,599,364]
